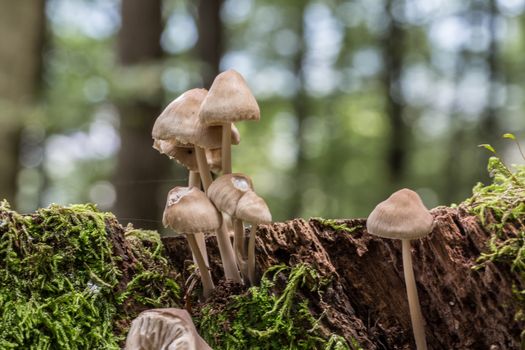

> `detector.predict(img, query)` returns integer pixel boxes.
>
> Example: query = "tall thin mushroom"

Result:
[366,188,434,350]
[199,69,259,175]
[163,186,221,298]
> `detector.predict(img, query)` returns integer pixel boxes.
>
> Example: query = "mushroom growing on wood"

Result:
[153,90,241,282]
[125,308,211,350]
[208,173,253,275]
[199,69,259,175]
[163,186,220,298]
[208,173,271,284]
[235,190,271,285]
[366,188,434,350]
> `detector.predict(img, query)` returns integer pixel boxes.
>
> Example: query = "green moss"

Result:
[0,202,181,349]
[315,218,361,234]
[466,154,525,339]
[197,263,358,350]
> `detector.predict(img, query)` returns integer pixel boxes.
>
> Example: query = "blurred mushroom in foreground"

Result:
[125,308,211,350]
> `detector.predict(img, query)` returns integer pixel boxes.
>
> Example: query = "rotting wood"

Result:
[163,205,524,349]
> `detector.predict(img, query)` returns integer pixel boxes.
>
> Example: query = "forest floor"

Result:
[1,155,524,349]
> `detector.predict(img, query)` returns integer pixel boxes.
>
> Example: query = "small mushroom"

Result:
[163,186,221,298]
[125,308,211,350]
[208,173,253,275]
[366,188,433,350]
[208,173,271,285]
[235,190,271,285]
[199,69,259,174]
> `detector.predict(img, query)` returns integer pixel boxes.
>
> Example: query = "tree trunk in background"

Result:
[288,3,308,219]
[0,0,45,205]
[114,0,172,230]
[382,0,407,186]
[197,0,223,88]
[479,0,501,158]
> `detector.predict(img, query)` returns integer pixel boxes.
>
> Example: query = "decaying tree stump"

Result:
[164,205,524,349]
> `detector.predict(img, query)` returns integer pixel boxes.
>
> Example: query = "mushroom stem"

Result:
[195,146,213,192]
[222,123,232,174]
[402,239,428,350]
[188,171,209,267]
[186,234,215,299]
[188,171,201,189]
[247,224,257,285]
[233,218,247,277]
[216,214,242,283]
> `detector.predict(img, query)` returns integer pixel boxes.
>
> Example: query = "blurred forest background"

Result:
[0,0,524,230]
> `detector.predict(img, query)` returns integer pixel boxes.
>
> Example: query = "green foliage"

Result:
[0,202,181,349]
[466,147,525,339]
[197,264,358,350]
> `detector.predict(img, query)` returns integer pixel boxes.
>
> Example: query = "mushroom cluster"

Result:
[152,70,272,297]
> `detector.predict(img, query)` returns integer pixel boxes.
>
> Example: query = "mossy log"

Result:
[164,205,524,349]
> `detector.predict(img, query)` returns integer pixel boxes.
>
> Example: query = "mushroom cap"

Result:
[235,190,272,224]
[162,186,221,234]
[366,188,434,240]
[199,69,260,125]
[154,139,198,171]
[153,139,236,173]
[152,88,240,149]
[207,173,254,216]
[125,308,212,350]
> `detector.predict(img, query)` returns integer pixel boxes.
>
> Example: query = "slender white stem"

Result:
[216,214,242,283]
[233,218,247,277]
[187,234,214,299]
[189,171,208,267]
[195,146,213,192]
[402,239,428,350]
[247,224,257,285]
[222,123,232,174]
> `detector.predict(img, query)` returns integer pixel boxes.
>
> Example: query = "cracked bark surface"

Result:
[163,205,524,349]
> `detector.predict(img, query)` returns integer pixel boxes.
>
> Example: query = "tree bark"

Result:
[382,0,407,186]
[114,0,173,230]
[196,0,223,88]
[0,0,45,205]
[164,206,524,349]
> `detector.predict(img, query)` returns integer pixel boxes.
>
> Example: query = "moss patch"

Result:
[314,218,361,234]
[466,156,525,334]
[197,263,359,350]
[0,202,181,349]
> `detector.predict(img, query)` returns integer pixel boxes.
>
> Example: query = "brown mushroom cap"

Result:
[152,89,240,149]
[207,173,254,216]
[366,188,434,240]
[235,190,272,224]
[163,186,221,234]
[199,69,260,125]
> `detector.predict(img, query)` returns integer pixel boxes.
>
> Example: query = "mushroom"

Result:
[163,186,220,298]
[208,173,271,285]
[208,173,253,275]
[153,90,242,282]
[235,190,271,285]
[199,69,259,175]
[125,308,212,350]
[152,88,240,190]
[366,188,433,350]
